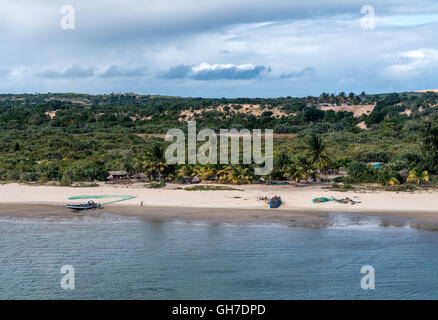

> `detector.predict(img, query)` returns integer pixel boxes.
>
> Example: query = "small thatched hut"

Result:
[107,170,129,181]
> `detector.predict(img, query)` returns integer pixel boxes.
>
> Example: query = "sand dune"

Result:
[319,104,374,117]
[416,89,438,93]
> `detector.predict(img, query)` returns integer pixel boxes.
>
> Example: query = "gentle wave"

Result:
[0,212,140,224]
[325,212,438,231]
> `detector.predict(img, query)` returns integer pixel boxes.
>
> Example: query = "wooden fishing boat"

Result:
[66,200,102,210]
[269,196,282,208]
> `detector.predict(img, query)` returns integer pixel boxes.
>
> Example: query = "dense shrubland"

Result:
[0,91,437,187]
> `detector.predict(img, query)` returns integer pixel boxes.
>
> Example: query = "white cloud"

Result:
[8,68,25,80]
[379,14,438,27]
[161,63,269,80]
[1,1,438,95]
[192,63,256,72]
[384,49,438,78]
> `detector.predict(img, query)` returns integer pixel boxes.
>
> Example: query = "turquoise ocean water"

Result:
[0,212,437,299]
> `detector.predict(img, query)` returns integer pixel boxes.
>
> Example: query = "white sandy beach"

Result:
[0,183,437,224]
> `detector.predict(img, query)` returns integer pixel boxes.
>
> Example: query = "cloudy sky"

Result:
[1,0,438,97]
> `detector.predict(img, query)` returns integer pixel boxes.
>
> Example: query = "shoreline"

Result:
[1,203,438,231]
[0,182,437,230]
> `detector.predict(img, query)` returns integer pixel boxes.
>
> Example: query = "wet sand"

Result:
[0,203,326,226]
[0,183,438,229]
[1,203,438,231]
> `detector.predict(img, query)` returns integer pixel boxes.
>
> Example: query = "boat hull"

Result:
[269,198,282,208]
[66,204,101,210]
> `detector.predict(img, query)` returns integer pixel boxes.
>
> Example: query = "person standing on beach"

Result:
[141,201,143,207]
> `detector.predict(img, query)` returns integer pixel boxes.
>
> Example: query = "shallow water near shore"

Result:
[0,212,438,299]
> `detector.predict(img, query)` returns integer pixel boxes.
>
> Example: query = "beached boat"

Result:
[269,196,282,208]
[66,195,136,211]
[66,200,102,210]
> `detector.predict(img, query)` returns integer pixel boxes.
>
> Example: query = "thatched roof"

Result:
[108,170,128,176]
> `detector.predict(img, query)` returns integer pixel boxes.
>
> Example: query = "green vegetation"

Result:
[147,181,166,189]
[308,134,333,172]
[184,185,242,191]
[71,183,99,188]
[331,183,355,192]
[0,91,437,189]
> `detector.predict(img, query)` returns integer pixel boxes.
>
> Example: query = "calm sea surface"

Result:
[0,212,437,299]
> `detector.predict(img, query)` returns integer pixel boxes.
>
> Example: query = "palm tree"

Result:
[142,160,157,181]
[135,145,169,182]
[228,166,251,184]
[388,177,400,186]
[319,92,329,103]
[307,134,333,173]
[338,91,346,104]
[199,164,220,181]
[307,168,320,183]
[151,144,165,162]
[283,164,307,186]
[214,165,253,184]
[296,156,316,183]
[407,168,429,186]
[422,121,438,172]
[329,93,335,104]
[216,166,232,184]
[156,161,168,182]
[178,164,195,182]
[275,152,292,179]
[276,152,291,170]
